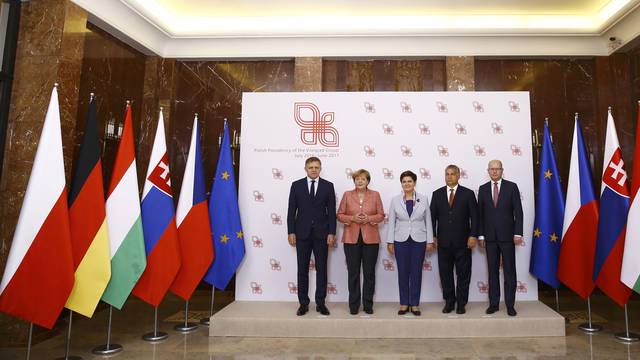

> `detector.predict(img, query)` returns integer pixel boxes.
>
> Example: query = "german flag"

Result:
[65,96,111,317]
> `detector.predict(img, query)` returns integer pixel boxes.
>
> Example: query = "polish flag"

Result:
[0,85,74,328]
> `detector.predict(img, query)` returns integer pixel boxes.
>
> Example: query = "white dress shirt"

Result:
[306,176,319,196]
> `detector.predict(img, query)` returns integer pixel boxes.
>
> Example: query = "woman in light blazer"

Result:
[337,169,385,315]
[387,170,435,316]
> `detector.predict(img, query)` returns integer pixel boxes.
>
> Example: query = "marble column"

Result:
[0,0,87,344]
[294,57,322,92]
[396,60,424,91]
[446,56,475,91]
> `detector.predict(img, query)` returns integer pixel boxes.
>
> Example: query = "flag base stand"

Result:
[578,323,603,333]
[142,307,168,342]
[142,332,169,342]
[200,285,215,326]
[174,323,198,333]
[55,310,83,360]
[614,332,640,343]
[91,344,123,355]
[174,300,198,333]
[614,304,639,343]
[92,306,123,355]
[578,296,602,333]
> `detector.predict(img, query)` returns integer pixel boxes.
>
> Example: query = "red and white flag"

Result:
[170,116,214,300]
[0,86,75,328]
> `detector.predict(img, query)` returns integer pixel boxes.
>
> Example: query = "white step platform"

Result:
[209,301,565,338]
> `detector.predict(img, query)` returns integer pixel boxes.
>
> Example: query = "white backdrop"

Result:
[237,91,537,302]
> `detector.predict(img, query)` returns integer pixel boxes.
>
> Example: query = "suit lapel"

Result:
[496,180,508,208]
[410,197,422,220]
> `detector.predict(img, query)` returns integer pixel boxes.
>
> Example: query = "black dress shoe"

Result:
[398,307,409,315]
[296,304,309,316]
[485,305,498,314]
[410,307,422,316]
[316,304,330,315]
[507,307,517,317]
[363,307,373,314]
[456,305,466,314]
[442,303,455,314]
[350,308,359,315]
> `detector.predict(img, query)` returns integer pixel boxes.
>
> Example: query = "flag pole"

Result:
[614,304,639,342]
[174,300,198,333]
[142,307,168,342]
[25,322,33,360]
[92,305,123,355]
[200,285,215,326]
[55,310,82,359]
[578,296,602,333]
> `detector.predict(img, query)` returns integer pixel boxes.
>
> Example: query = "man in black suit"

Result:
[287,157,336,316]
[430,165,478,315]
[477,160,523,317]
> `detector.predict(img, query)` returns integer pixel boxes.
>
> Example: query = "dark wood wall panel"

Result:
[323,59,447,91]
[168,61,295,194]
[75,22,146,188]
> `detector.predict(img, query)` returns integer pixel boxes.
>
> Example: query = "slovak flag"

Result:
[170,115,214,300]
[593,110,632,306]
[132,109,181,307]
[557,117,599,299]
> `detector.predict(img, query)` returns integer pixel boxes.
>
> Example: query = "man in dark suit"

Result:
[430,165,478,314]
[477,160,523,317]
[287,157,336,316]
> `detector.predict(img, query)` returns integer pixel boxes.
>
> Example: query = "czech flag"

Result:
[557,117,598,299]
[170,115,214,300]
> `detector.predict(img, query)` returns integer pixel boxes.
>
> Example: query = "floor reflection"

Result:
[0,289,638,360]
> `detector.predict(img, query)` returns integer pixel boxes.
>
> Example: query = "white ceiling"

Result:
[72,0,640,57]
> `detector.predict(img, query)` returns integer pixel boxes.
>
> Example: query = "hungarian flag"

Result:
[622,103,640,294]
[132,109,181,307]
[557,117,598,299]
[170,116,214,300]
[101,104,147,309]
[0,85,74,328]
[64,96,111,318]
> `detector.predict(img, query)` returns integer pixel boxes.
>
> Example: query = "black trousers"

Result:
[437,245,471,307]
[486,241,516,308]
[343,231,379,311]
[296,231,328,306]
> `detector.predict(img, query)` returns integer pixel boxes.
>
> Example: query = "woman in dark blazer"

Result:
[386,170,434,316]
[337,169,384,315]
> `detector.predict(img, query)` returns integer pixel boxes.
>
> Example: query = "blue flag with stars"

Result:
[530,122,565,289]
[204,122,245,290]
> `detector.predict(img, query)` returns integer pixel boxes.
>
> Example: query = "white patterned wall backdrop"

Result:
[237,92,536,302]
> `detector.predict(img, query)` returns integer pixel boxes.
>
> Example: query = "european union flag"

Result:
[204,121,245,290]
[530,122,565,289]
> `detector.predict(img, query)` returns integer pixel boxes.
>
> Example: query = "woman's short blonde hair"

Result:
[352,169,371,183]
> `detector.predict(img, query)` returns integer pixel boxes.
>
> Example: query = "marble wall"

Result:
[475,56,640,190]
[0,0,88,344]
